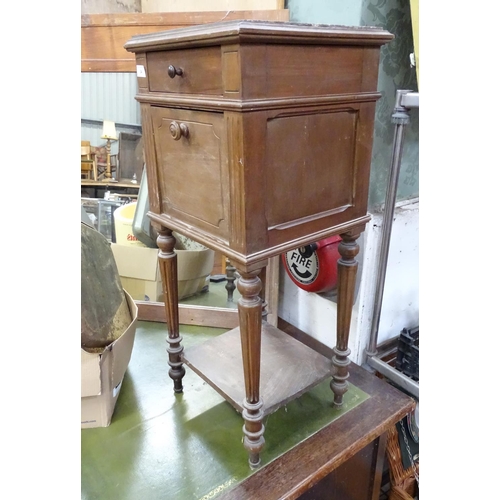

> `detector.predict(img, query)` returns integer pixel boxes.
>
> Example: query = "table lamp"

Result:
[101,120,118,181]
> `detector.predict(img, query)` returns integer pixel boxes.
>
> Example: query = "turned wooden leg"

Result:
[259,263,269,322]
[225,258,237,302]
[157,226,185,393]
[331,231,360,406]
[236,265,265,469]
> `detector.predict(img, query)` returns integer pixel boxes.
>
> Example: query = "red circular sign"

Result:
[282,235,342,293]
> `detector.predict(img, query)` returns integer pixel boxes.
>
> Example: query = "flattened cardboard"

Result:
[81,291,138,428]
[81,353,101,398]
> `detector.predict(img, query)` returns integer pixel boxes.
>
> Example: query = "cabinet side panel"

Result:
[240,45,365,99]
[265,109,358,228]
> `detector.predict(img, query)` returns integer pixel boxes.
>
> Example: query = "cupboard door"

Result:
[150,107,230,241]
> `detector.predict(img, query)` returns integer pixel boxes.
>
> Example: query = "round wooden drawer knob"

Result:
[169,121,189,140]
[168,65,183,78]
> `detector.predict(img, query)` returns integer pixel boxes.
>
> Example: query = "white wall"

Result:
[278,199,419,365]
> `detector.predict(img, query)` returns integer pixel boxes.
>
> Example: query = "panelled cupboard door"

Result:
[150,107,231,243]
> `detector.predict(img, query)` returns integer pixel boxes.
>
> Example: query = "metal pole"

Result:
[366,90,415,357]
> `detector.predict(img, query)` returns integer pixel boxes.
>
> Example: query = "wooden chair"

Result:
[386,423,419,500]
[81,140,97,180]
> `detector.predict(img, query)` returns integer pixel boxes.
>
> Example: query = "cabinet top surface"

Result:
[124,19,393,52]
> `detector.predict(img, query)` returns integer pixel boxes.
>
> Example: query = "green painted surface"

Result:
[179,280,240,309]
[287,0,363,26]
[361,0,419,208]
[81,321,369,500]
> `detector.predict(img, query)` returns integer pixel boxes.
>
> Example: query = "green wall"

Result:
[287,0,363,26]
[286,0,419,209]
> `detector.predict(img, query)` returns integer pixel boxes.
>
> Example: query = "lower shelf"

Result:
[182,321,332,416]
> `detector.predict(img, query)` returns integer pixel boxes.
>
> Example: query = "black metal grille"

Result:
[395,326,419,382]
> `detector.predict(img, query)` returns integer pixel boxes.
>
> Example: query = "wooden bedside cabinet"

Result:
[125,20,393,468]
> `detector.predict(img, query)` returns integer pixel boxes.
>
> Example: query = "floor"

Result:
[81,280,399,499]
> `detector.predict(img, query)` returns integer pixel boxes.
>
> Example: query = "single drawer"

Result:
[147,47,223,95]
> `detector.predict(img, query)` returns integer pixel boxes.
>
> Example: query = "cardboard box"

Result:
[110,243,214,301]
[81,291,138,428]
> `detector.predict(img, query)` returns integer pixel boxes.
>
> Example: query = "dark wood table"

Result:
[221,356,415,500]
[81,180,140,199]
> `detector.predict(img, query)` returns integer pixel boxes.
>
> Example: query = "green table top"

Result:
[81,320,369,500]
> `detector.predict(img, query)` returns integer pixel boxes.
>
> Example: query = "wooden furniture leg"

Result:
[225,257,237,302]
[157,226,185,393]
[331,231,360,406]
[236,265,265,468]
[259,263,268,323]
[263,256,280,327]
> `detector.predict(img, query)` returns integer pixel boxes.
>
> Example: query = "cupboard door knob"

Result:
[168,65,183,78]
[169,121,189,140]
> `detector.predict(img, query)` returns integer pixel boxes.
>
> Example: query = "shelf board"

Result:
[182,321,332,416]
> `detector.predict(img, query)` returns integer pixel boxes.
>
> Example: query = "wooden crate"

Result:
[118,132,143,182]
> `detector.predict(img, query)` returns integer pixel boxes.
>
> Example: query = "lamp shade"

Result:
[101,120,118,140]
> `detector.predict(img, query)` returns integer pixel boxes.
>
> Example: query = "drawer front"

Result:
[147,47,223,95]
[150,107,229,241]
